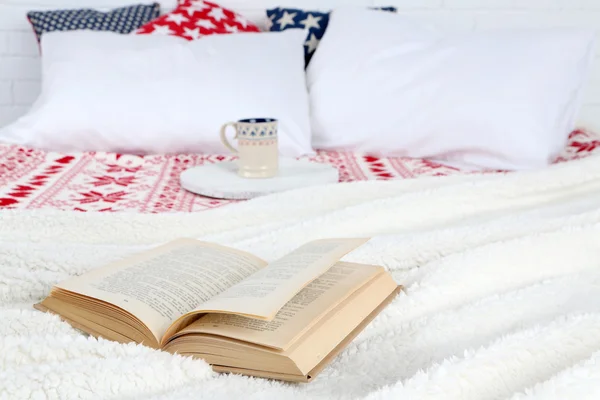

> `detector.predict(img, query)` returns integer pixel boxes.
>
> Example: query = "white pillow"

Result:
[0,29,313,157]
[307,8,596,170]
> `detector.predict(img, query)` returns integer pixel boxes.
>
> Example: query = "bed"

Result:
[3,1,600,398]
[2,137,600,398]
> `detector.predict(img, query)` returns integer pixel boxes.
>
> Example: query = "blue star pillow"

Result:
[267,7,397,67]
[27,3,161,43]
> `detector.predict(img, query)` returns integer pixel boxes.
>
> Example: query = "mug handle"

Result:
[220,122,238,154]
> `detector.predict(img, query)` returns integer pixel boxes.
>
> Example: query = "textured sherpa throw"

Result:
[2,153,600,399]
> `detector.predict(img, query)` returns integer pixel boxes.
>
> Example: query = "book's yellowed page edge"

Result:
[304,284,401,381]
[54,238,267,342]
[211,285,402,383]
[285,272,398,375]
[212,366,310,383]
[191,238,369,321]
[35,302,134,345]
[179,262,382,350]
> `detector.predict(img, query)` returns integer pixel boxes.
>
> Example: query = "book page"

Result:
[192,238,369,320]
[54,238,267,342]
[174,262,383,350]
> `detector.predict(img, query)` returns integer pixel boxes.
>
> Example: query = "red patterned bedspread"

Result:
[1,129,599,213]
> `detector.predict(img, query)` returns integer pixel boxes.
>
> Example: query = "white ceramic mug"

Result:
[220,118,279,178]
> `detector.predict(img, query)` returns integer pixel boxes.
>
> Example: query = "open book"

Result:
[35,238,400,382]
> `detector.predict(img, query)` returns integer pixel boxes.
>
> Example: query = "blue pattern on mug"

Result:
[237,118,278,139]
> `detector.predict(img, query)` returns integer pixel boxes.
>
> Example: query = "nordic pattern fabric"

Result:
[0,129,597,213]
[267,6,396,66]
[27,3,161,42]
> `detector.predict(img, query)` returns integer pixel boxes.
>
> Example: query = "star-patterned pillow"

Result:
[135,0,260,40]
[267,7,397,67]
[27,3,160,43]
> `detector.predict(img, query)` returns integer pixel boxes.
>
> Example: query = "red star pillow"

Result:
[136,0,260,40]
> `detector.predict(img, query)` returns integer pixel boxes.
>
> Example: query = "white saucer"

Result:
[180,158,339,200]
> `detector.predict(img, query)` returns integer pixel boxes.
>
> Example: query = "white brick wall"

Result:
[1,0,600,129]
[0,0,177,127]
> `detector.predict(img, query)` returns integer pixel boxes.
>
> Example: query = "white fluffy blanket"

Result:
[2,154,600,400]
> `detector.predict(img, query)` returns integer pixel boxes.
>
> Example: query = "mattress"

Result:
[1,129,598,213]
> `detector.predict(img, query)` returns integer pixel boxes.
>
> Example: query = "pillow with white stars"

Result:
[136,0,260,40]
[27,3,160,44]
[266,6,396,67]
